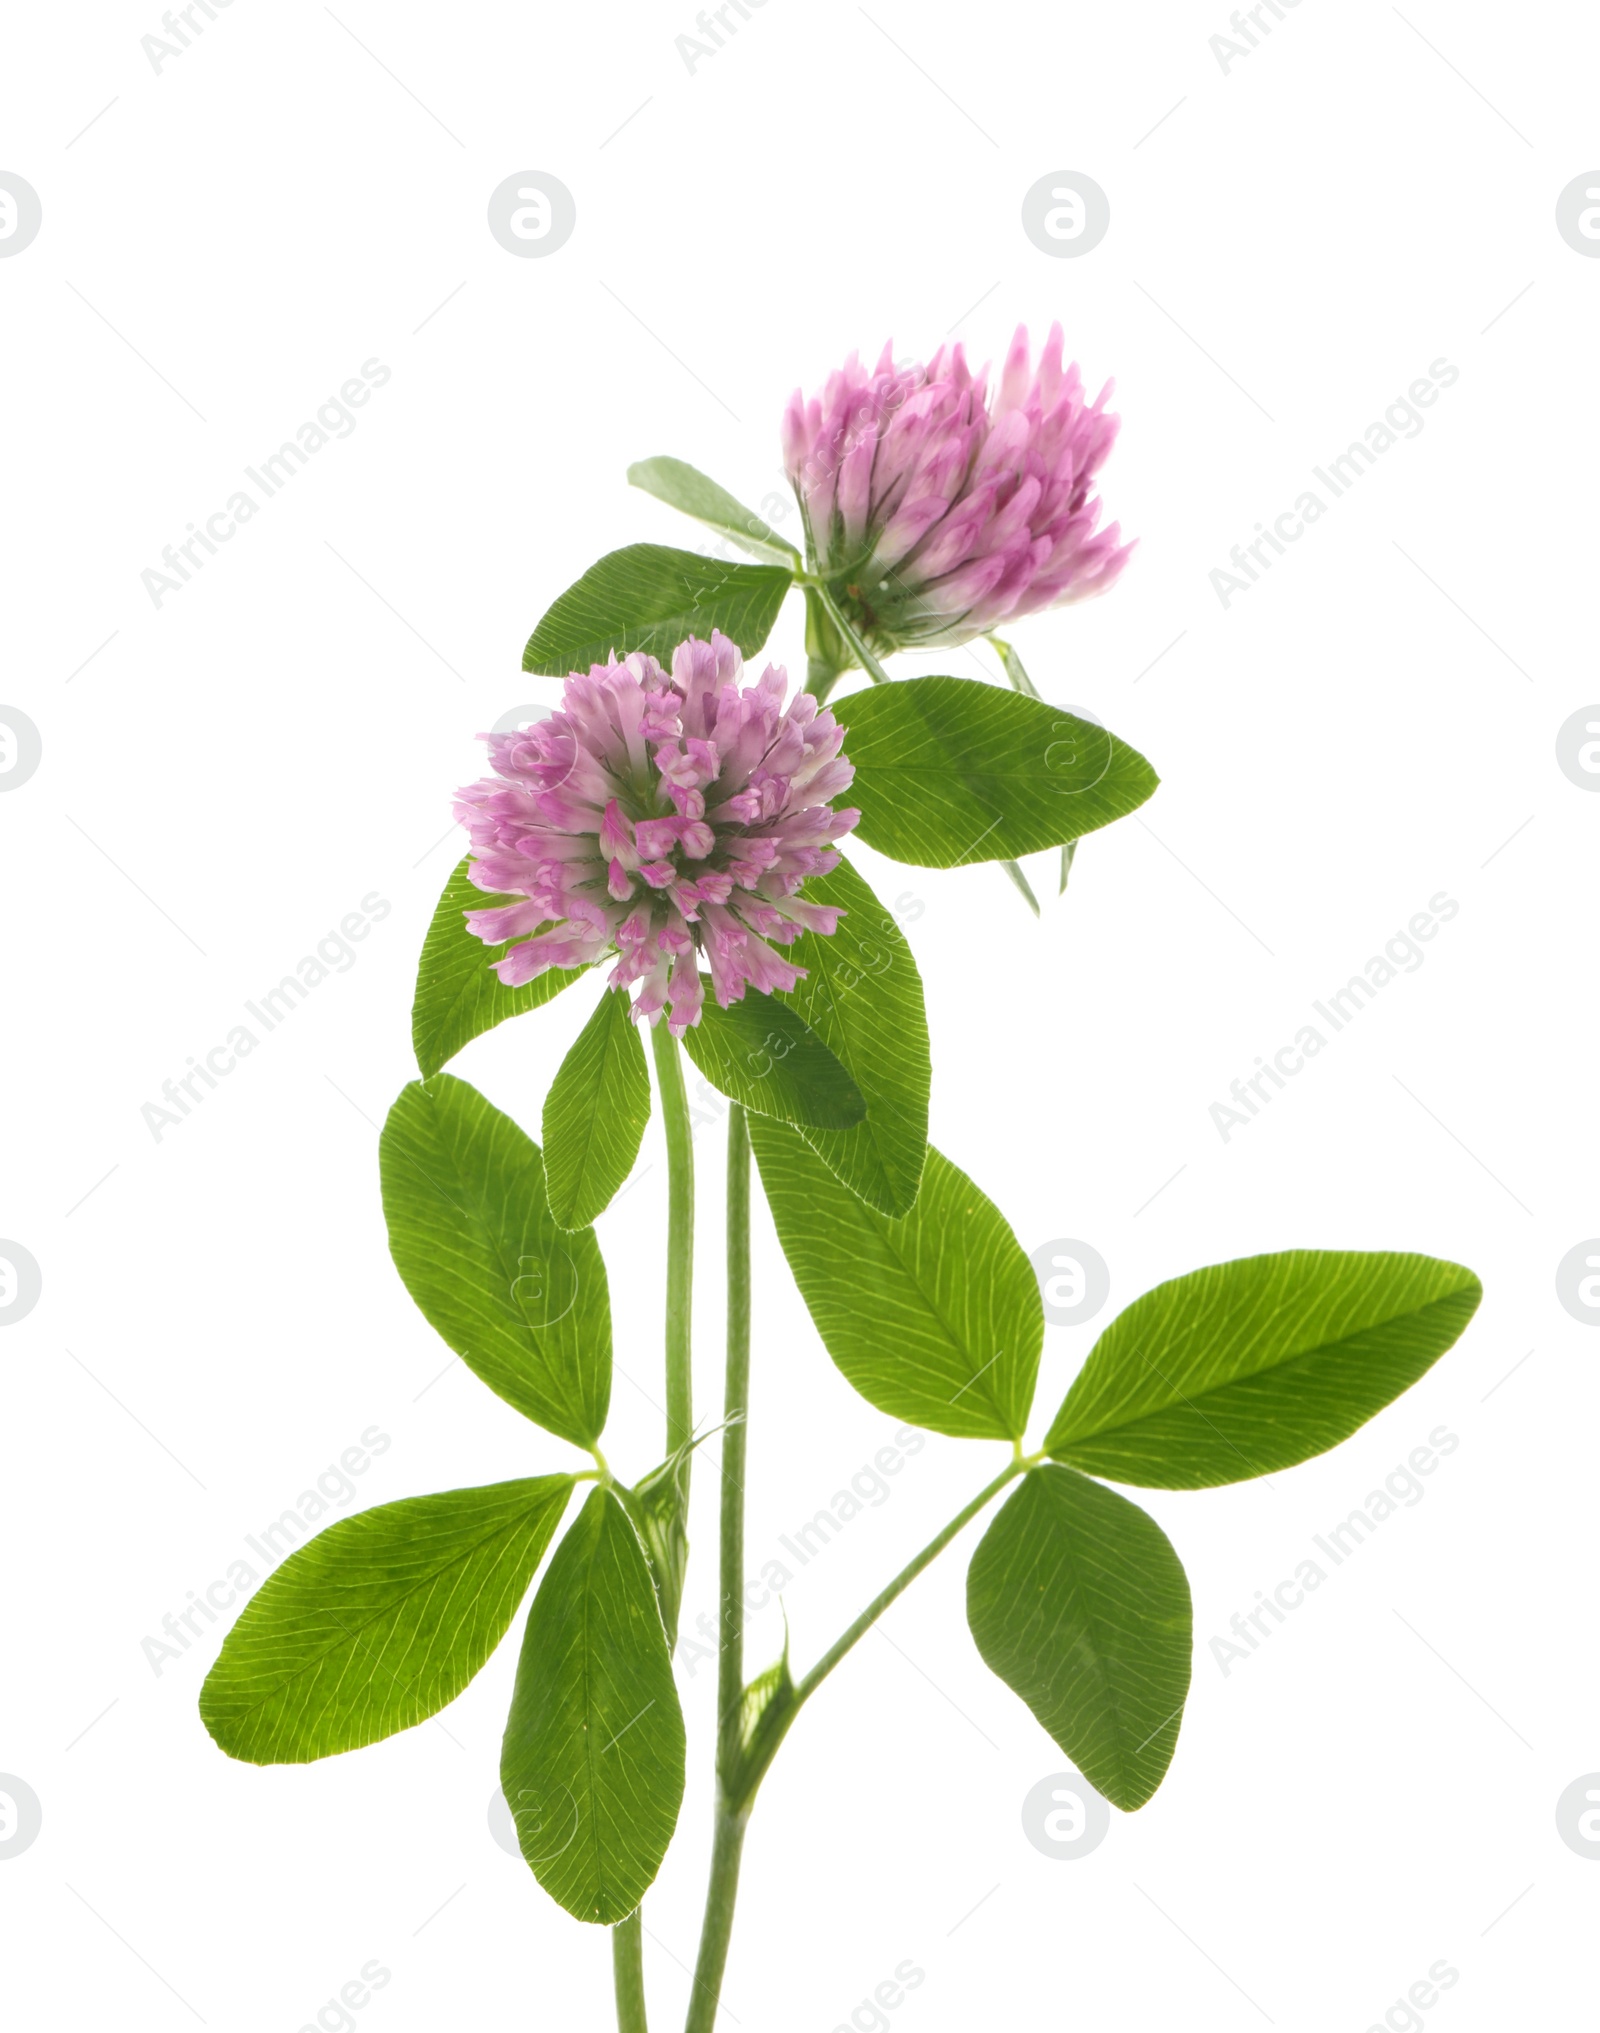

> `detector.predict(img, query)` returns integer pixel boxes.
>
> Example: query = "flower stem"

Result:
[684,1803,749,2033]
[718,1105,752,1755]
[683,1105,754,2033]
[649,1021,695,1461]
[615,1023,695,2033]
[612,1910,649,2033]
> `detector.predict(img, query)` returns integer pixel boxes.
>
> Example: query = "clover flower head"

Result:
[782,323,1133,652]
[455,632,859,1037]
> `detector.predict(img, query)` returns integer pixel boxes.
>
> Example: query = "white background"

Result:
[3,1,1597,2027]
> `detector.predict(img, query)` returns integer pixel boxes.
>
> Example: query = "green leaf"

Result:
[838,676,1158,866]
[617,1449,690,1654]
[523,544,793,674]
[1046,1250,1482,1490]
[967,1466,1191,1811]
[627,457,800,566]
[502,1488,686,1924]
[771,856,929,1216]
[541,990,651,1229]
[747,1120,1041,1440]
[381,1075,612,1448]
[679,988,865,1131]
[413,857,586,1078]
[200,1477,573,1765]
[728,1644,797,1803]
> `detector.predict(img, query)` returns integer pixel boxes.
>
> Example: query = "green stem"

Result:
[683,1107,753,2033]
[613,1911,649,2033]
[788,1459,1023,1712]
[649,1021,695,1461]
[682,1204,1022,2028]
[718,1105,752,1756]
[614,1025,695,2033]
[684,1804,749,2033]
